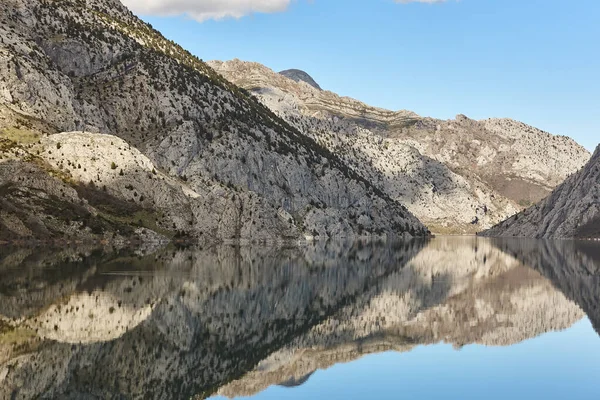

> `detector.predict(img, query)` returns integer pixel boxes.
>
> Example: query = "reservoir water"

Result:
[1,237,599,399]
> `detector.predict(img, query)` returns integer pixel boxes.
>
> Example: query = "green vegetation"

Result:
[0,323,36,346]
[73,183,174,238]
[0,127,40,145]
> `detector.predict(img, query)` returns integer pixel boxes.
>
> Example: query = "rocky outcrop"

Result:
[482,146,600,238]
[0,237,586,399]
[0,149,158,243]
[0,0,428,242]
[209,59,590,233]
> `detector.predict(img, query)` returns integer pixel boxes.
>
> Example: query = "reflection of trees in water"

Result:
[0,237,593,400]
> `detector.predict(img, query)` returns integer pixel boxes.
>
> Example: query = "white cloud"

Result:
[120,0,293,21]
[120,1,452,22]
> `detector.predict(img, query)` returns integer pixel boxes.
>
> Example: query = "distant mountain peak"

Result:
[211,59,591,234]
[279,69,322,90]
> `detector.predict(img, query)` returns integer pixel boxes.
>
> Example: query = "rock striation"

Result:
[209,59,590,233]
[0,131,296,243]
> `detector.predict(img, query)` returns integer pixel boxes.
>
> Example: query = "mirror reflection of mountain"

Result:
[0,237,590,400]
[1,240,425,399]
[216,238,586,398]
[492,238,600,334]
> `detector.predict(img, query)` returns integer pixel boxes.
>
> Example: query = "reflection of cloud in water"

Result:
[0,237,595,400]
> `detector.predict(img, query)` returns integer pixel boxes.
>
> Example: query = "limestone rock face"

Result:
[209,59,590,233]
[482,145,600,238]
[0,158,98,241]
[0,0,428,241]
[0,132,296,243]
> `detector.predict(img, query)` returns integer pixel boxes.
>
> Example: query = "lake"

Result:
[1,237,599,399]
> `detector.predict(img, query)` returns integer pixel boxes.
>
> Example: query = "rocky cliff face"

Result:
[209,59,590,233]
[0,131,299,243]
[482,146,600,238]
[0,135,167,243]
[0,237,586,399]
[0,0,428,242]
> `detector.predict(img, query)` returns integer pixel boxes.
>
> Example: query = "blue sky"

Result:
[124,0,599,152]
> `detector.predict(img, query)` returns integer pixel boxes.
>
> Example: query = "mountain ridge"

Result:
[0,0,591,239]
[0,0,429,242]
[209,58,590,233]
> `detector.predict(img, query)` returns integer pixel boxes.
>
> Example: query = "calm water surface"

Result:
[1,237,599,399]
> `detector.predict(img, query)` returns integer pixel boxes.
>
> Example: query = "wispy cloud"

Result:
[120,0,452,22]
[120,0,293,22]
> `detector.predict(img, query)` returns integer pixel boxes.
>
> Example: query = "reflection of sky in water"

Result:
[213,318,599,400]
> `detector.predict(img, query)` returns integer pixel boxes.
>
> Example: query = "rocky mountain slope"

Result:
[208,60,590,233]
[482,145,600,238]
[0,238,585,399]
[1,130,300,243]
[0,0,428,242]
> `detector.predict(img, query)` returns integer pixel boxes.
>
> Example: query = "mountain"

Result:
[208,59,590,233]
[0,0,429,242]
[482,145,600,238]
[279,69,322,90]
